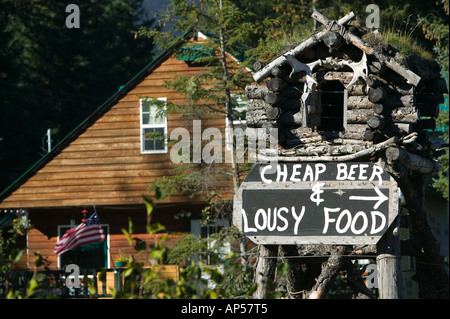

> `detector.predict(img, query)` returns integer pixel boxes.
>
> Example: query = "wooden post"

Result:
[253,245,278,299]
[279,245,304,299]
[376,216,403,299]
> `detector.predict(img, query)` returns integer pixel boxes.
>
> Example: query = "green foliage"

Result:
[433,110,449,201]
[166,234,209,265]
[0,211,32,298]
[421,0,449,201]
[379,29,434,60]
[5,251,61,299]
[110,195,255,299]
[141,0,275,105]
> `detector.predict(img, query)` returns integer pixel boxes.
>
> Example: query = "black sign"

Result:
[233,162,399,245]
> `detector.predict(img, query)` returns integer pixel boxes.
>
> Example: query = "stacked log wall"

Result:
[246,50,447,159]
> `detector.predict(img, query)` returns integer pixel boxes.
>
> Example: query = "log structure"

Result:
[246,10,446,168]
[246,10,448,299]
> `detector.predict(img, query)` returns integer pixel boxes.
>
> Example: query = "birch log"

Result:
[247,100,269,111]
[245,85,268,99]
[253,33,327,83]
[347,108,374,123]
[246,110,269,127]
[390,107,419,123]
[267,77,288,92]
[385,147,439,174]
[347,96,374,109]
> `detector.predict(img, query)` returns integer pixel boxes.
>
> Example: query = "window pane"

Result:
[142,113,150,125]
[318,81,345,131]
[142,102,150,113]
[151,106,165,125]
[142,103,165,125]
[154,127,165,150]
[144,127,165,151]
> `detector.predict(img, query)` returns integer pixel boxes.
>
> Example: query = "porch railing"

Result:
[1,268,117,299]
[1,265,179,299]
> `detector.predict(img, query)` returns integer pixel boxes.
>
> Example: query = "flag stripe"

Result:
[54,226,105,255]
[55,224,102,250]
[54,225,105,255]
[54,227,105,255]
[54,212,105,255]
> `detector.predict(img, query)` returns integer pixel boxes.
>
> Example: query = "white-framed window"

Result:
[140,97,168,154]
[191,219,229,239]
[190,219,231,265]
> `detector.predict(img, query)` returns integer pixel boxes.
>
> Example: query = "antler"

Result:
[342,51,368,88]
[284,54,321,92]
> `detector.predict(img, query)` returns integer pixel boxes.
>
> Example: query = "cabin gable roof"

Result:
[253,11,441,87]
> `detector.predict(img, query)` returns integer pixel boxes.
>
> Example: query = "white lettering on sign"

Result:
[260,163,327,183]
[242,206,386,236]
[242,206,306,235]
[260,163,385,185]
[336,163,384,185]
[322,208,386,235]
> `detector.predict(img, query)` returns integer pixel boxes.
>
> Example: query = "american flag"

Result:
[54,211,105,255]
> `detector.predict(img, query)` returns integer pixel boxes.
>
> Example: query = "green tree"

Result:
[140,0,272,200]
[0,211,32,298]
[420,0,449,200]
[138,0,272,298]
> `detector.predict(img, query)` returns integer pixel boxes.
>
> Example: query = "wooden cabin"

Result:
[0,32,246,273]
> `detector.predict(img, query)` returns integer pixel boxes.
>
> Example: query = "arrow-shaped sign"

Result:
[349,187,388,209]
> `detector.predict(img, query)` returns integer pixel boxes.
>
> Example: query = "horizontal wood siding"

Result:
[23,229,183,271]
[0,55,234,209]
[16,202,204,271]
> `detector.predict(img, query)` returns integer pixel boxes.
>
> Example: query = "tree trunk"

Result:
[376,217,403,299]
[308,245,351,299]
[218,4,239,193]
